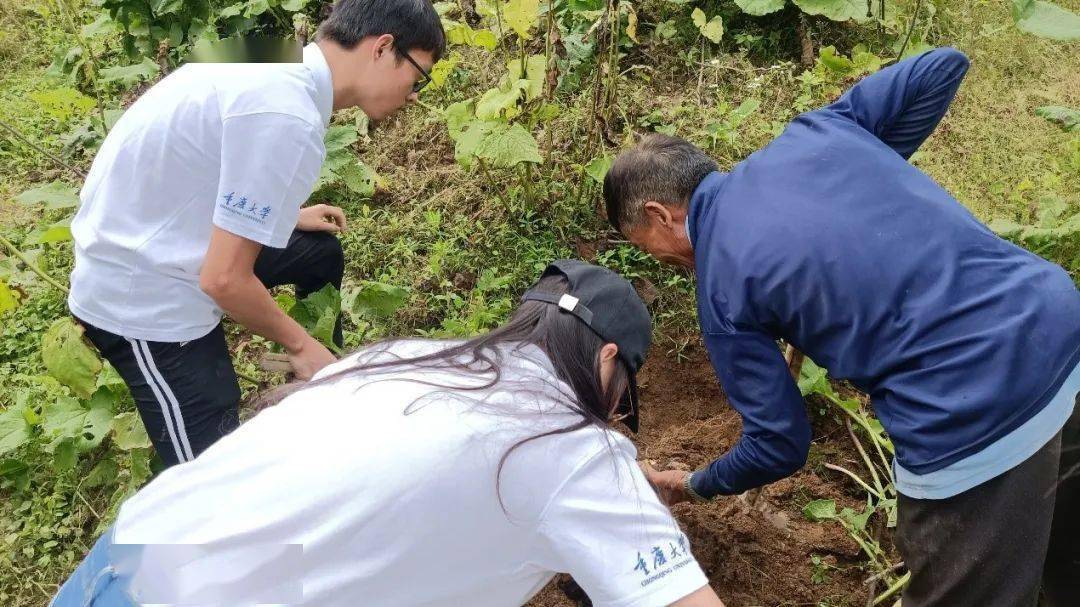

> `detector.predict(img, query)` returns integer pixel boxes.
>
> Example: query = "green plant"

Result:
[1010,0,1080,41]
[990,196,1080,278]
[799,358,906,602]
[1,318,152,494]
[809,553,837,584]
[439,1,551,207]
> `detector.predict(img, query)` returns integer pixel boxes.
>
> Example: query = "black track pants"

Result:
[77,230,344,467]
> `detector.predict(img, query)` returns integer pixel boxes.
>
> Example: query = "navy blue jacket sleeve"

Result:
[690,330,813,498]
[827,47,970,159]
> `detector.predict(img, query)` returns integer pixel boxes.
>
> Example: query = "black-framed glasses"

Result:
[395,47,432,94]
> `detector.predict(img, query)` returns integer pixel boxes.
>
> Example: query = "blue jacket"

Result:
[688,48,1080,497]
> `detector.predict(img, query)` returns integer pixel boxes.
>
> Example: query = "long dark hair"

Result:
[258,274,631,495]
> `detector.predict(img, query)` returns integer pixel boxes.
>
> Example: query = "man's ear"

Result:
[642,201,674,227]
[371,33,395,60]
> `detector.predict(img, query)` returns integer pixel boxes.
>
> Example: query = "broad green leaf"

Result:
[42,395,114,452]
[736,0,786,16]
[839,506,872,531]
[30,87,95,122]
[691,9,724,43]
[818,45,854,73]
[585,154,613,184]
[339,161,378,197]
[0,458,30,479]
[1012,0,1080,41]
[797,358,835,398]
[26,217,73,245]
[324,125,360,152]
[729,98,761,125]
[654,20,678,40]
[471,30,499,49]
[53,438,78,472]
[532,103,561,123]
[691,7,706,27]
[0,404,33,456]
[289,284,341,351]
[112,411,152,450]
[445,21,499,49]
[476,81,527,119]
[507,55,547,101]
[1035,196,1070,228]
[42,318,103,399]
[96,362,127,392]
[503,0,540,39]
[0,282,18,315]
[280,0,309,10]
[475,123,543,168]
[81,14,114,39]
[245,0,272,17]
[128,447,153,487]
[1036,106,1080,132]
[218,2,246,18]
[274,291,296,313]
[98,58,160,86]
[454,120,499,168]
[14,182,80,209]
[803,499,837,521]
[850,44,883,74]
[352,281,410,319]
[444,100,476,141]
[84,458,120,488]
[429,52,462,89]
[793,0,866,22]
[152,0,184,15]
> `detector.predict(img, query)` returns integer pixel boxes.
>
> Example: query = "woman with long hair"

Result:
[52,260,725,607]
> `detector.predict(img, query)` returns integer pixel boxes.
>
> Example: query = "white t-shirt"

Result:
[68,44,333,342]
[111,341,709,606]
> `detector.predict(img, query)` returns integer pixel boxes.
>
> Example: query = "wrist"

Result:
[283,329,315,355]
[683,471,713,504]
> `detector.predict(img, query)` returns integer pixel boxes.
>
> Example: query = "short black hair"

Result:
[317,0,446,61]
[603,134,718,232]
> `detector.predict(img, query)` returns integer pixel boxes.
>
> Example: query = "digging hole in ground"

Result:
[527,343,897,607]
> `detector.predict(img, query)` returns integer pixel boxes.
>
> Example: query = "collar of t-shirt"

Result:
[303,43,333,127]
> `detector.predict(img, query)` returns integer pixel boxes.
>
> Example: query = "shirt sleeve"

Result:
[212,112,325,248]
[825,47,970,159]
[690,330,812,498]
[532,448,709,607]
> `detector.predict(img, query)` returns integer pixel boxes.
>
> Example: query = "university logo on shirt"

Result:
[633,533,693,588]
[220,191,271,223]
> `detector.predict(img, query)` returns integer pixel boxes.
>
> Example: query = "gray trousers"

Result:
[895,395,1080,607]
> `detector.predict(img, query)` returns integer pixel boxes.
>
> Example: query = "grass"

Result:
[0,0,1078,605]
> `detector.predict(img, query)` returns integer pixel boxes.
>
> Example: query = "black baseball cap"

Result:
[521,260,652,432]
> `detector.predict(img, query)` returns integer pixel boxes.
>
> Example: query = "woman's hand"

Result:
[297,204,347,233]
[640,462,692,506]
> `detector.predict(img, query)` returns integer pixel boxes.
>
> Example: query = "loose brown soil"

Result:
[527,343,897,607]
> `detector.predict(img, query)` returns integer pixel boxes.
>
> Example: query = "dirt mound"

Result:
[527,344,893,607]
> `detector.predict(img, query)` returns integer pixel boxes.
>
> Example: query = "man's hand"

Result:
[297,204,347,233]
[286,335,337,380]
[640,462,692,506]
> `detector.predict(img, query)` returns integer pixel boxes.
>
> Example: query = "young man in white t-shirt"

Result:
[68,0,446,467]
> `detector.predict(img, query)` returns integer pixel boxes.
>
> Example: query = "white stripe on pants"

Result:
[127,338,194,463]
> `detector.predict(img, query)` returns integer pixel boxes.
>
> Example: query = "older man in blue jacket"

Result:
[604,48,1080,606]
